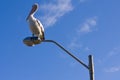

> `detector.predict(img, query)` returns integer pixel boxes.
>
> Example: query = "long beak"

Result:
[26,3,38,21]
[26,12,31,21]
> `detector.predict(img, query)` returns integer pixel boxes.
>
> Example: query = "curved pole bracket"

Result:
[42,40,89,69]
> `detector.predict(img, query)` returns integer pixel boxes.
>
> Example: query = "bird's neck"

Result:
[27,15,36,22]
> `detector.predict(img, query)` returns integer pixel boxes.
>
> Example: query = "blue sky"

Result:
[0,0,120,80]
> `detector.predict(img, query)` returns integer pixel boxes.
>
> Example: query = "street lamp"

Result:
[23,37,95,80]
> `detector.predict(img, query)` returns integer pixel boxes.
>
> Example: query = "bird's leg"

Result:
[32,34,35,37]
[31,34,35,42]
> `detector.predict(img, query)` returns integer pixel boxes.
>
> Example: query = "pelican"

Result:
[26,3,45,41]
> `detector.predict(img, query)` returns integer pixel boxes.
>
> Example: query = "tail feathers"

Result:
[41,31,45,41]
[41,36,45,41]
[40,34,45,41]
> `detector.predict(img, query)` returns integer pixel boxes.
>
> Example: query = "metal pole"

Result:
[89,55,95,80]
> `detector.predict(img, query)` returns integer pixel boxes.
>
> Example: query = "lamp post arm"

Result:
[42,40,89,69]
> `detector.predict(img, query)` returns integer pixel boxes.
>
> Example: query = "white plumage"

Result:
[26,3,45,41]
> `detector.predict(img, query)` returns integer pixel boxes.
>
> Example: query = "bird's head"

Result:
[32,3,39,13]
[26,3,39,21]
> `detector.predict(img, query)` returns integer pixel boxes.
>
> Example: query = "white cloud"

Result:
[97,46,120,69]
[68,38,82,50]
[39,0,73,28]
[77,17,97,34]
[85,47,90,51]
[67,17,98,51]
[109,47,120,57]
[104,66,120,73]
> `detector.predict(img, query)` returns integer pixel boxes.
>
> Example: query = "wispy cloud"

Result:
[68,38,82,51]
[97,46,120,73]
[77,17,97,34]
[99,47,120,64]
[68,16,98,51]
[104,66,120,73]
[39,0,73,28]
[106,47,120,61]
[108,47,120,57]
